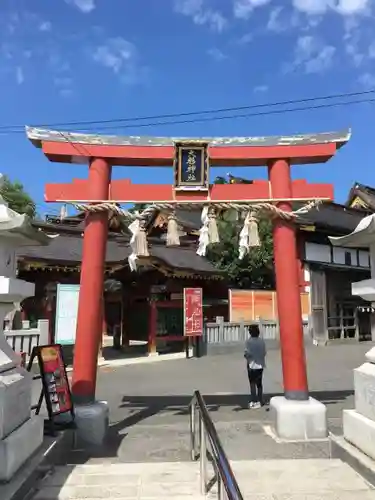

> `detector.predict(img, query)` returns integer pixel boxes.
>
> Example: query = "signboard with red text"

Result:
[183,288,203,337]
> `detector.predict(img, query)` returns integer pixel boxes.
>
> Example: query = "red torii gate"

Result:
[26,127,349,415]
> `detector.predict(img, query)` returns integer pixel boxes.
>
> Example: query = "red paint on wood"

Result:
[71,158,111,402]
[41,141,338,167]
[45,178,334,203]
[268,159,309,399]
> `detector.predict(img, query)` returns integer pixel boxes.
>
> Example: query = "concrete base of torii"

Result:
[74,401,109,448]
[270,396,328,441]
[55,400,109,447]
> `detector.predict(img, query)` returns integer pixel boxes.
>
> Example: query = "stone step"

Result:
[33,459,374,499]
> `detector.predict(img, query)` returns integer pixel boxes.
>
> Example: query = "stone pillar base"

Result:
[74,401,109,448]
[270,396,327,441]
[344,409,375,461]
[147,352,159,358]
[0,415,43,482]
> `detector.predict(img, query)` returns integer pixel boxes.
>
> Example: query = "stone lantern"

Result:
[0,175,52,481]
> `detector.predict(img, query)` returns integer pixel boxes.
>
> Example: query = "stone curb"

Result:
[2,431,69,500]
[330,433,375,488]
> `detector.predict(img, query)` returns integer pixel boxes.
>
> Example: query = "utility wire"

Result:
[0,88,373,133]
[2,96,370,135]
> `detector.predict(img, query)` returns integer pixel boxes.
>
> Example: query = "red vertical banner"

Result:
[184,288,203,337]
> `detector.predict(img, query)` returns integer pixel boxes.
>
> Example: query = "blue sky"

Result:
[0,0,375,217]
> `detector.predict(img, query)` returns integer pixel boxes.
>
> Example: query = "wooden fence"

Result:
[205,317,310,346]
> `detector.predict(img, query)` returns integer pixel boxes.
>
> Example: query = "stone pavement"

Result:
[32,459,375,499]
[27,342,375,499]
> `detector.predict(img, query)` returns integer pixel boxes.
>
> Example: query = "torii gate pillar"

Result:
[268,159,308,401]
[26,126,350,443]
[73,158,111,403]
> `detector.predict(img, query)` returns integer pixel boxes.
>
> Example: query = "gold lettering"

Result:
[186,150,197,181]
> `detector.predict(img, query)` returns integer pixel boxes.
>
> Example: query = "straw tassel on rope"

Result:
[208,207,220,244]
[134,219,149,257]
[166,211,180,247]
[197,206,210,257]
[128,218,149,271]
[248,212,260,248]
[239,211,260,260]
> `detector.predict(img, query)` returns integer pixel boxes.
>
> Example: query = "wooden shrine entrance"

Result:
[26,127,350,404]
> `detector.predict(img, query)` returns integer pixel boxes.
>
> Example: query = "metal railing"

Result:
[189,390,243,500]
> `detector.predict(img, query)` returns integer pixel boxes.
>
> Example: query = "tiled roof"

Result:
[346,182,375,210]
[17,224,219,274]
[297,202,369,234]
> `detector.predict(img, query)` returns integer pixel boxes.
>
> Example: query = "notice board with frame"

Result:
[183,288,203,337]
[28,344,75,434]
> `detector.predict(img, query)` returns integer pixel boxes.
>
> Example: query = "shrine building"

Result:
[16,209,228,356]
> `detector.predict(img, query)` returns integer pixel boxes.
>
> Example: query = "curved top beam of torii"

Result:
[25,126,351,167]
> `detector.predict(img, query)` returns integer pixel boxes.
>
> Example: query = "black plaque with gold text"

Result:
[174,143,208,190]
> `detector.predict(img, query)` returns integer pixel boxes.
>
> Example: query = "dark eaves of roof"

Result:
[345,182,375,208]
[297,201,370,234]
[24,221,221,274]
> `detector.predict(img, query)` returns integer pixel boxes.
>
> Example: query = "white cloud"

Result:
[305,44,336,72]
[267,6,285,31]
[234,0,272,19]
[236,33,253,44]
[358,72,375,88]
[54,76,74,97]
[65,0,96,13]
[39,21,51,32]
[207,48,227,60]
[93,37,135,74]
[254,85,268,92]
[293,0,370,16]
[173,0,227,32]
[267,6,300,32]
[174,0,203,15]
[345,41,365,66]
[91,37,147,84]
[292,0,329,15]
[369,41,375,58]
[16,66,24,84]
[288,35,336,73]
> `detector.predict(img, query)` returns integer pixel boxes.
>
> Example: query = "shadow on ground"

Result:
[52,389,352,465]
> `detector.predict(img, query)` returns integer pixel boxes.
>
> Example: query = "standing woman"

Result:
[244,324,266,409]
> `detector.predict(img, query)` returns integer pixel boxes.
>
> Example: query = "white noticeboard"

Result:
[55,284,80,345]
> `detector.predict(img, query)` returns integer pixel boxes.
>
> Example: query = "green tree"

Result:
[0,175,36,218]
[206,176,275,289]
[129,203,148,214]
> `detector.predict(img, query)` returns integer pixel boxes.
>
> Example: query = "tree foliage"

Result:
[206,176,275,289]
[129,203,148,214]
[206,218,275,289]
[0,175,36,218]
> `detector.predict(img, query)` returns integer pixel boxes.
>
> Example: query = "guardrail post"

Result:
[190,402,196,461]
[218,477,223,499]
[216,316,224,343]
[238,321,243,342]
[199,416,207,495]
